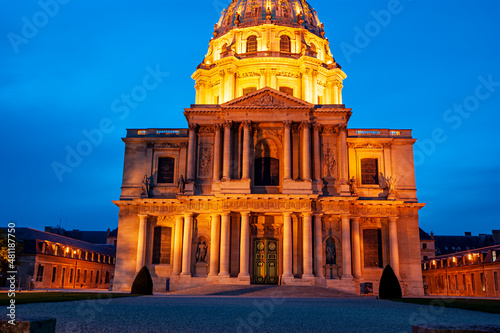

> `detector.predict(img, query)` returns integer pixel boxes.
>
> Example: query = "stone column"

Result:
[389,217,400,277]
[181,213,193,276]
[339,125,350,196]
[218,70,225,103]
[302,212,314,278]
[218,212,231,277]
[172,215,184,275]
[301,121,311,181]
[341,215,353,278]
[351,217,361,278]
[314,214,324,277]
[213,124,222,182]
[136,214,148,272]
[239,212,251,278]
[312,70,318,103]
[226,69,235,102]
[186,124,198,181]
[283,121,292,180]
[209,214,221,276]
[338,82,344,104]
[260,68,267,88]
[222,121,232,181]
[282,212,293,278]
[333,82,339,104]
[241,121,251,180]
[270,68,277,89]
[313,124,321,181]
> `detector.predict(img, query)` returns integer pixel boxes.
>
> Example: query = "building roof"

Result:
[215,0,325,39]
[45,226,109,244]
[419,228,433,241]
[16,228,116,256]
[434,234,495,256]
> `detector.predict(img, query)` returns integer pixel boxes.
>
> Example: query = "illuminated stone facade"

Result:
[113,0,425,296]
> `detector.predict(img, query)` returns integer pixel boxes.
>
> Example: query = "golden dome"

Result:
[214,0,325,39]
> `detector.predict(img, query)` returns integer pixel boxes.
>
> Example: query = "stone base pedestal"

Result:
[238,274,251,283]
[324,265,340,279]
[194,262,208,277]
[282,179,313,195]
[184,182,195,195]
[220,179,251,194]
[339,184,351,196]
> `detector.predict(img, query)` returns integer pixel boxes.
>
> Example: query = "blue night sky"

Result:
[1,1,499,235]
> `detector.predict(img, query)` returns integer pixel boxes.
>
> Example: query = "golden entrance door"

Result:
[253,238,279,285]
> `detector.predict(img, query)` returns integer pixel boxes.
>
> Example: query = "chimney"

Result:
[465,232,472,236]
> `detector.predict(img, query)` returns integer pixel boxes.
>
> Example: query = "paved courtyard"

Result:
[17,286,500,332]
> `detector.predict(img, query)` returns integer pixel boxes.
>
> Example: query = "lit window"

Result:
[422,243,427,249]
[360,158,379,185]
[246,36,257,53]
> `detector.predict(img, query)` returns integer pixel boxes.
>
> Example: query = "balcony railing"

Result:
[348,129,412,138]
[127,128,189,138]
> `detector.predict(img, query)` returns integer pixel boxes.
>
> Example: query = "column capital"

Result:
[300,120,311,130]
[338,125,347,132]
[188,123,198,131]
[283,120,292,129]
[219,69,226,77]
[184,212,194,218]
[302,212,313,217]
[240,211,251,217]
[351,216,361,222]
[388,216,399,223]
[282,212,293,218]
[221,211,231,217]
[223,120,233,129]
[313,123,322,132]
[214,123,223,131]
[241,120,252,128]
[138,214,149,220]
[211,213,221,218]
[313,212,323,217]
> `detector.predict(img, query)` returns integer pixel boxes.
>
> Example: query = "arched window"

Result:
[246,36,257,53]
[310,43,317,57]
[280,35,291,52]
[254,157,279,186]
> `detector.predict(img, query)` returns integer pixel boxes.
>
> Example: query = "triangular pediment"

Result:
[222,87,314,108]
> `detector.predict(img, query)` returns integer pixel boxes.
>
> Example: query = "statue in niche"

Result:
[349,177,358,196]
[323,149,336,178]
[325,238,336,265]
[195,241,208,263]
[141,175,150,198]
[177,175,185,194]
[199,148,212,177]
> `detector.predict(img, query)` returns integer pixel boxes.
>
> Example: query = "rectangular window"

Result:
[157,157,175,184]
[279,87,293,96]
[83,270,87,283]
[96,271,100,284]
[494,271,499,292]
[471,274,475,291]
[481,273,485,292]
[455,275,458,291]
[77,269,81,283]
[361,158,379,185]
[90,271,93,284]
[69,268,74,283]
[363,229,383,268]
[152,226,172,265]
[422,243,427,249]
[52,267,57,283]
[36,264,44,282]
[243,87,257,96]
[493,251,497,262]
[463,274,466,290]
[105,271,110,284]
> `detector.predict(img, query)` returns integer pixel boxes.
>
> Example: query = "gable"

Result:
[222,87,313,108]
